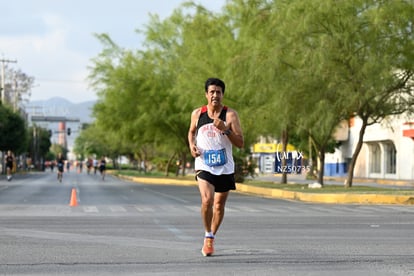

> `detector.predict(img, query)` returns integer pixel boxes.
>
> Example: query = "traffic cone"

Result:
[69,188,78,207]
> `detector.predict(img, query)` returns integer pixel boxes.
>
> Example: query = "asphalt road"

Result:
[0,171,413,275]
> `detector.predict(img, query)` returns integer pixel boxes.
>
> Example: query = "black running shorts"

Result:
[195,170,236,193]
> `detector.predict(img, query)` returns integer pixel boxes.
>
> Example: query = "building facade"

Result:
[325,116,414,180]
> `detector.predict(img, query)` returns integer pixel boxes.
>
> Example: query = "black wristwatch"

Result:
[223,129,232,136]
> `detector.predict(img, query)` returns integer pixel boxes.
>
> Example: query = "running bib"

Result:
[203,149,227,167]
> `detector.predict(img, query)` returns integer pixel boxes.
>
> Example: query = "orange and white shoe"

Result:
[201,237,214,256]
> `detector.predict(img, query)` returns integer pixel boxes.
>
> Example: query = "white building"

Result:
[325,116,414,180]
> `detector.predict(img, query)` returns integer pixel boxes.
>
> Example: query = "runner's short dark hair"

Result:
[205,78,225,94]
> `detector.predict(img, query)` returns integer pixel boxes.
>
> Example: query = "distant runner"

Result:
[56,153,65,183]
[99,156,106,181]
[6,150,14,181]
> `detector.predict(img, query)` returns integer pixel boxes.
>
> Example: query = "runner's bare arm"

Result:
[226,109,244,148]
[213,108,244,148]
[188,108,201,157]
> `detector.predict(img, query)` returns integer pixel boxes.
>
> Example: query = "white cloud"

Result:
[1,13,96,103]
[1,0,225,104]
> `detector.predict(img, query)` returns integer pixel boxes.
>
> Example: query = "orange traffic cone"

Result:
[69,188,78,207]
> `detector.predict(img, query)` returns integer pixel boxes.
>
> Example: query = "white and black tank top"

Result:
[194,106,234,175]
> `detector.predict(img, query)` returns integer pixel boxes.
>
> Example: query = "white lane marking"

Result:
[143,187,189,204]
[135,206,155,212]
[153,218,193,241]
[109,206,127,212]
[83,206,99,213]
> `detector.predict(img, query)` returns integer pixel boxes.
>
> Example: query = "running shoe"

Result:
[201,237,214,256]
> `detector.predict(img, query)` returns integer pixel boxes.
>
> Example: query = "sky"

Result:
[0,0,225,104]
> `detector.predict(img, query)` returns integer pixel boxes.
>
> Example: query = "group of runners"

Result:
[3,152,107,183]
[55,155,107,182]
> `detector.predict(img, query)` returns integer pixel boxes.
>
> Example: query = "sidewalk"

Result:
[118,174,414,205]
[254,173,414,190]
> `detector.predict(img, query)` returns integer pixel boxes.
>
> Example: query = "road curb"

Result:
[237,184,414,205]
[118,175,414,205]
[323,176,414,187]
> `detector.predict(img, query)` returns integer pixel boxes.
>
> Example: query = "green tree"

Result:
[27,126,52,169]
[260,0,414,186]
[340,0,414,187]
[86,0,413,186]
[143,5,240,175]
[89,4,246,176]
[222,0,314,183]
[0,105,27,153]
[73,122,124,163]
[49,143,68,159]
[88,34,166,168]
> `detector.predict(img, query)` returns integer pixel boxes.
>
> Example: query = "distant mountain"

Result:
[34,97,73,106]
[27,97,97,149]
[28,97,96,124]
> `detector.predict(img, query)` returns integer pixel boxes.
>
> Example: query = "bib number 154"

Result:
[203,149,227,167]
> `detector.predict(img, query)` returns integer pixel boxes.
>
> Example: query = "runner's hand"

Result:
[213,118,226,131]
[191,145,201,158]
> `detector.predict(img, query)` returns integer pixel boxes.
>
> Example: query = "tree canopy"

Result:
[81,0,414,184]
[0,105,27,153]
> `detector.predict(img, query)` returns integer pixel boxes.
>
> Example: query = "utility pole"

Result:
[0,58,18,104]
